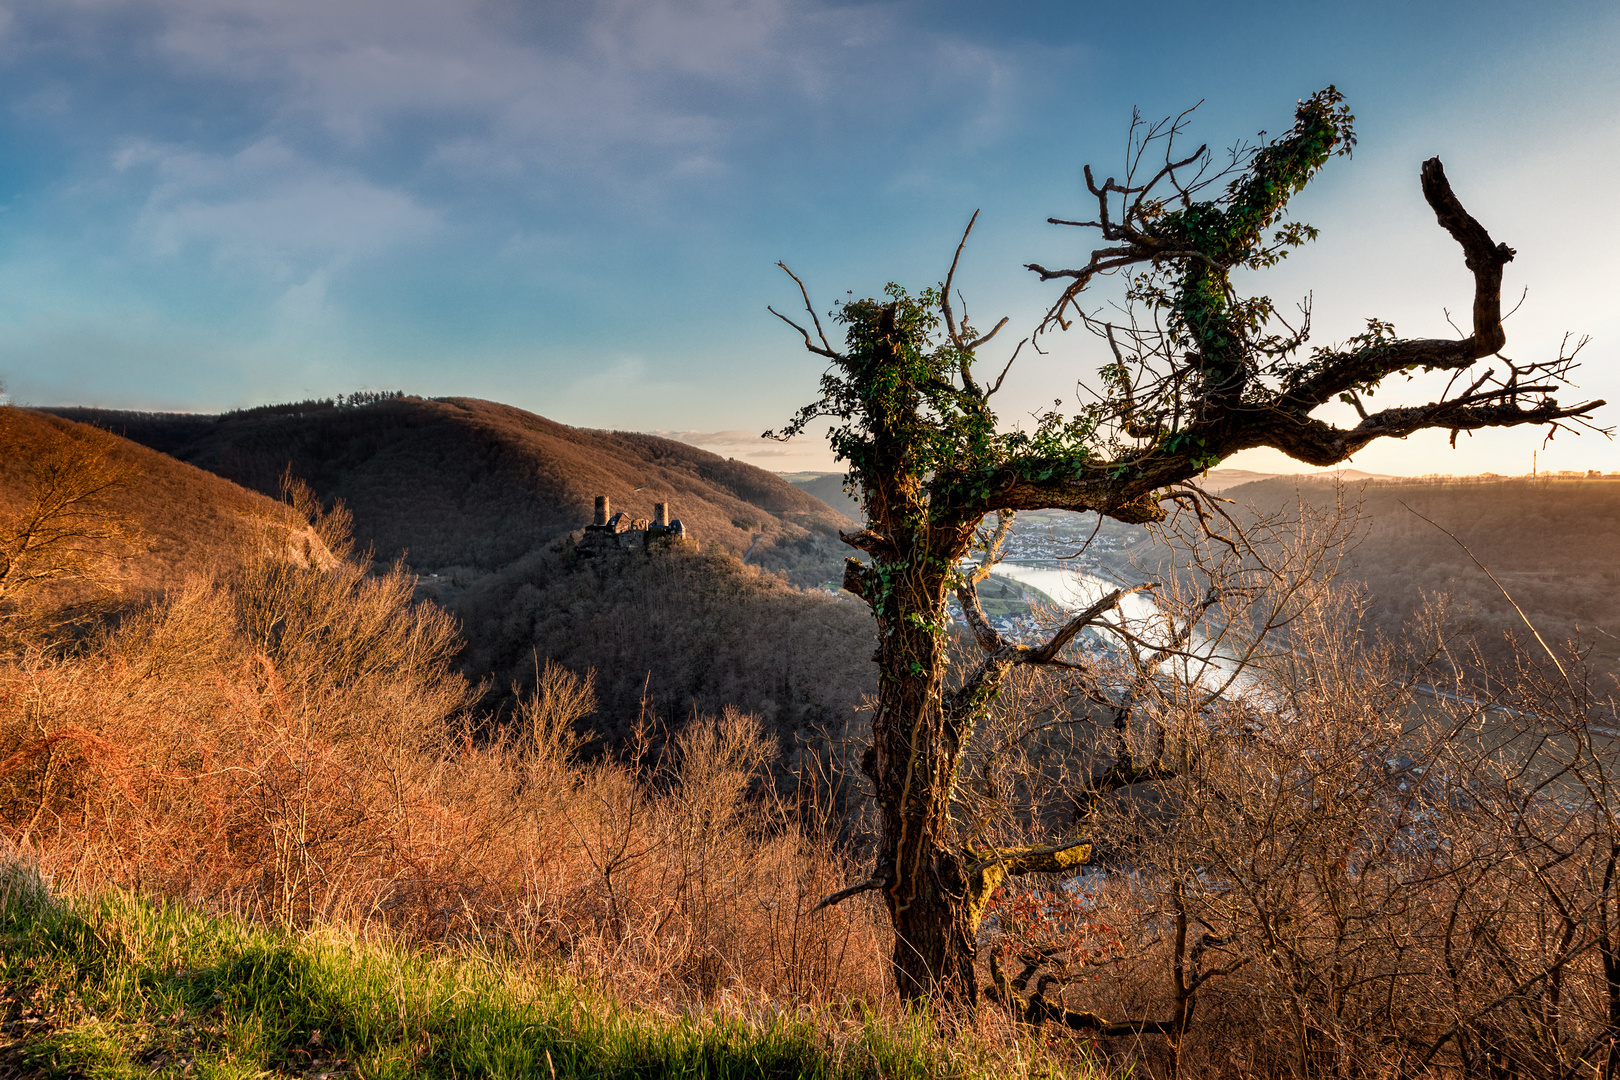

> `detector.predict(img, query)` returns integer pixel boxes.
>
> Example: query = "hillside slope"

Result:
[47,398,874,742]
[781,472,861,523]
[448,540,875,764]
[54,398,853,584]
[1226,475,1620,684]
[1,408,325,609]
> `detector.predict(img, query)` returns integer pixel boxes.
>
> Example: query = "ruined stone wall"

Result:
[578,495,689,554]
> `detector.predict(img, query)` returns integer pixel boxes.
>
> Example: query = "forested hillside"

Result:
[52,397,853,585]
[33,400,873,751]
[450,541,875,766]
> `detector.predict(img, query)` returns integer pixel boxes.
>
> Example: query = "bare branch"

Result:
[812,875,885,913]
[940,211,979,351]
[1420,157,1515,356]
[986,338,1025,397]
[772,262,837,357]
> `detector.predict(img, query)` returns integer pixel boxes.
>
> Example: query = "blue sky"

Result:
[0,0,1615,475]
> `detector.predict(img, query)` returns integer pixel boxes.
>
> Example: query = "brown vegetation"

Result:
[0,408,323,637]
[0,509,888,1006]
[15,397,1620,1075]
[12,404,876,777]
[966,581,1620,1078]
[11,450,1620,1075]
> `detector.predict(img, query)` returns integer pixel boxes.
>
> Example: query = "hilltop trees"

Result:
[771,87,1605,1007]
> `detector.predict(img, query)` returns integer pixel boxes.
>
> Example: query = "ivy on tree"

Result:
[769,86,1605,1010]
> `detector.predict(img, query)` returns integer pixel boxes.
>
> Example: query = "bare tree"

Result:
[770,87,1605,1008]
[0,408,134,634]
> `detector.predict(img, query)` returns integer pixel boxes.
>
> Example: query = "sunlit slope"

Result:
[1227,475,1620,681]
[54,398,853,580]
[1,408,323,604]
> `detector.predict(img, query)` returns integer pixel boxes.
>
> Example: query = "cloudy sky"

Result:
[0,0,1615,475]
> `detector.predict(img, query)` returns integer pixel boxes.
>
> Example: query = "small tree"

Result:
[770,87,1605,1007]
[0,408,134,639]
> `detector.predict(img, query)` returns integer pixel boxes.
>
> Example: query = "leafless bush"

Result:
[0,521,888,1006]
[973,523,1620,1077]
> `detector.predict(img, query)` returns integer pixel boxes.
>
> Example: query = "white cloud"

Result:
[26,0,1019,208]
[649,427,840,471]
[115,136,439,275]
[658,428,776,448]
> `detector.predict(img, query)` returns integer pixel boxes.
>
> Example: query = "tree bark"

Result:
[861,549,984,1006]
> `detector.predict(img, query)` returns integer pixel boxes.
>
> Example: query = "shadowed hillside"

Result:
[447,540,876,767]
[1226,475,1620,684]
[52,397,854,586]
[0,408,327,612]
[44,398,873,747]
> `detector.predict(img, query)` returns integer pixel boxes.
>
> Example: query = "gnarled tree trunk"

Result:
[862,564,980,1005]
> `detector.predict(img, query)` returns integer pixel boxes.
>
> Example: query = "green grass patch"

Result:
[0,864,1094,1080]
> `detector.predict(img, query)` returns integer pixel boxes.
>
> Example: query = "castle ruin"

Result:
[578,495,688,555]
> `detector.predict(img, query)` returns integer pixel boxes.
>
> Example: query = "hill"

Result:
[0,407,326,613]
[1191,467,1395,492]
[51,397,855,586]
[780,472,862,522]
[47,397,874,743]
[447,539,875,766]
[1225,474,1620,685]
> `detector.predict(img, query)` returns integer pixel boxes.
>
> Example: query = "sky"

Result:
[0,0,1615,476]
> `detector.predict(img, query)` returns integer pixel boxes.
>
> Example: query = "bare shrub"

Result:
[973,558,1620,1077]
[0,523,888,1006]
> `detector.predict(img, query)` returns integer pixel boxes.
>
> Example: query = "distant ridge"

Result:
[1224,473,1620,686]
[780,472,861,522]
[52,397,854,582]
[1189,467,1397,492]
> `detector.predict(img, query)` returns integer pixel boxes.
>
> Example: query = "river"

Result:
[991,560,1255,694]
